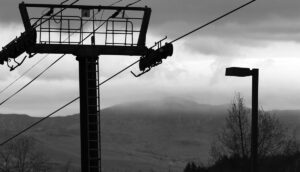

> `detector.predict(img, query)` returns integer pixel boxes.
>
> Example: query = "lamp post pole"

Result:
[225,67,259,172]
[251,69,259,172]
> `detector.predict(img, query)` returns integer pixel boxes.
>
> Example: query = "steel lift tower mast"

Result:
[0,2,152,172]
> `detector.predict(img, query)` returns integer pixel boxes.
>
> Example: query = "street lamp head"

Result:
[225,67,252,77]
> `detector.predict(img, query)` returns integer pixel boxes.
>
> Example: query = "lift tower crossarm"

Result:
[29,45,149,56]
[19,2,31,31]
[20,3,150,10]
[19,2,151,49]
[2,2,153,172]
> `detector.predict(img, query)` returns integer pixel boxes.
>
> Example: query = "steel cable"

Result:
[0,0,256,145]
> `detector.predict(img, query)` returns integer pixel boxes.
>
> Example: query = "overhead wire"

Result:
[0,0,124,145]
[0,0,256,145]
[35,0,123,28]
[126,0,142,7]
[0,0,80,96]
[32,0,80,28]
[0,61,136,146]
[0,0,123,106]
[0,97,78,146]
[0,56,63,106]
[0,56,47,95]
[0,0,125,97]
[170,0,256,44]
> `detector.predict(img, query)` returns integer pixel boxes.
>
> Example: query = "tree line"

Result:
[184,93,300,172]
[0,136,78,172]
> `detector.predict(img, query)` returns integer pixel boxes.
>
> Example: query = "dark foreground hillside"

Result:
[0,98,299,172]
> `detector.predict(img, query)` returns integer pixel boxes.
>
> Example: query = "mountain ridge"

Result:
[0,98,299,172]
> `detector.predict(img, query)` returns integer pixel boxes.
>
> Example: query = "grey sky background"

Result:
[1,0,300,116]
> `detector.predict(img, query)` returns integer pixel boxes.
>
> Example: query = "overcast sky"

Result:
[1,0,300,116]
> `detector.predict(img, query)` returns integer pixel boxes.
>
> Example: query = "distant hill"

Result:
[0,97,299,172]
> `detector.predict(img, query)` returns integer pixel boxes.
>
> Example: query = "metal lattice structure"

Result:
[0,2,152,172]
[0,1,258,171]
[18,3,151,56]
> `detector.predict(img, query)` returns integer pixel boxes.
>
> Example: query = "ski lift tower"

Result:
[0,2,151,172]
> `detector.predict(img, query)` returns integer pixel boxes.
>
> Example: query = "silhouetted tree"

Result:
[0,136,51,172]
[210,93,298,161]
[184,93,300,172]
[0,142,13,172]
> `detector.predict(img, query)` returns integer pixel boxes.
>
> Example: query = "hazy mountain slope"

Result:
[0,98,299,172]
[100,99,228,172]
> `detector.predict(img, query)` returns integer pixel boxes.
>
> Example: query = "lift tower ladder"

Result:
[0,3,151,172]
[77,54,101,171]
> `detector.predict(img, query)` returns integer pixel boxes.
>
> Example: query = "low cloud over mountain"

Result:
[0,98,299,171]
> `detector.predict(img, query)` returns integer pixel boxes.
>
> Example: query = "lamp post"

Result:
[225,67,259,172]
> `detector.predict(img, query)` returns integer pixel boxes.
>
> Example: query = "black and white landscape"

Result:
[1,98,299,172]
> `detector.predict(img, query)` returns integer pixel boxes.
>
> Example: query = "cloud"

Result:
[2,0,300,45]
[0,78,79,116]
[183,36,243,58]
[18,54,79,81]
[146,0,300,43]
[0,0,66,24]
[2,0,300,116]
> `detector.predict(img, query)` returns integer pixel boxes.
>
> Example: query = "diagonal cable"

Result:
[0,55,47,95]
[32,0,80,28]
[0,0,80,96]
[0,55,64,106]
[0,0,256,146]
[170,0,256,44]
[0,0,122,106]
